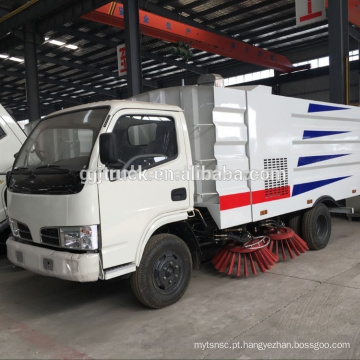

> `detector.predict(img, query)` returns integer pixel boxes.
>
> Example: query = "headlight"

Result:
[60,225,99,250]
[9,219,20,237]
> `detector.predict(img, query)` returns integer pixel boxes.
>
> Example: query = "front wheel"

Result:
[130,234,192,309]
[302,203,331,250]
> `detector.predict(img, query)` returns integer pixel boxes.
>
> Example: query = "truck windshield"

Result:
[14,107,109,172]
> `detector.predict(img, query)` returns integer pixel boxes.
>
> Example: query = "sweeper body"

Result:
[6,85,360,308]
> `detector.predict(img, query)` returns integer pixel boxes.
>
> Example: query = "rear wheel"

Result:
[130,233,192,309]
[302,203,331,250]
[288,211,303,237]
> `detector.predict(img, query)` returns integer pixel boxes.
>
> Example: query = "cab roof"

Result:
[44,100,183,119]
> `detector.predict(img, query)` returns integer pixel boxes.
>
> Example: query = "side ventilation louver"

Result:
[264,158,289,199]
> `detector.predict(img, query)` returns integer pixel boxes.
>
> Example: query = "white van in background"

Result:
[0,104,26,237]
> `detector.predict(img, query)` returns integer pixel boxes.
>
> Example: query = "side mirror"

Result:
[14,152,18,159]
[99,133,118,165]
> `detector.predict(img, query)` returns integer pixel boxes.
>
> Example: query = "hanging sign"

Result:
[296,0,326,27]
[117,44,127,76]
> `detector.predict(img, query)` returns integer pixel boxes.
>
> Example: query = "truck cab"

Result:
[6,101,194,307]
[0,104,26,236]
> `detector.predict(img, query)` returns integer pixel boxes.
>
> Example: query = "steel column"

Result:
[24,23,41,121]
[123,0,143,97]
[328,0,349,104]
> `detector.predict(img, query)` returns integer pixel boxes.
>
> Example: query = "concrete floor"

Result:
[0,217,360,359]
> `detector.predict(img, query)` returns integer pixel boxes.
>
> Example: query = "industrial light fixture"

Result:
[9,57,24,63]
[44,37,79,50]
[48,39,65,46]
[0,54,24,63]
[65,44,78,50]
[0,37,78,64]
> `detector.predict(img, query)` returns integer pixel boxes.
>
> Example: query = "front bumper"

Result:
[7,237,100,282]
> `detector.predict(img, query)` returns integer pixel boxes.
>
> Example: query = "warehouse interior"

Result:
[1,0,359,120]
[1,0,360,359]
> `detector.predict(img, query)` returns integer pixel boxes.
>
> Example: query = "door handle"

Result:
[171,188,187,201]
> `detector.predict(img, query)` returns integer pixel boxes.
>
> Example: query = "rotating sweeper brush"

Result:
[212,237,278,277]
[265,226,309,260]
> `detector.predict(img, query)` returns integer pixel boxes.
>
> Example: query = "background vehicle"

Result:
[0,104,26,247]
[6,83,360,308]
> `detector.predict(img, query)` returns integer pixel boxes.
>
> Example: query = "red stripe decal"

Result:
[220,192,251,211]
[252,186,291,204]
[219,186,291,211]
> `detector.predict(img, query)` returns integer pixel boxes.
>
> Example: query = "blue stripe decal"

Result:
[308,104,350,113]
[292,176,350,197]
[303,130,350,139]
[297,154,350,167]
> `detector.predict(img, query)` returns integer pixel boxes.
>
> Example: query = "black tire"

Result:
[130,234,192,309]
[288,211,303,237]
[0,228,10,255]
[302,203,331,250]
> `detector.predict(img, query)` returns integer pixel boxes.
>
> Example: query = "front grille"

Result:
[41,228,60,247]
[17,222,33,241]
[41,228,59,238]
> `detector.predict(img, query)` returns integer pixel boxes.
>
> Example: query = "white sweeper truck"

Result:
[5,78,360,308]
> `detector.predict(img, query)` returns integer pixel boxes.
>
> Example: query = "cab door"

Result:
[97,109,191,269]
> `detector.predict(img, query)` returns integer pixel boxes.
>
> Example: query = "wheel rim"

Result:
[316,214,328,241]
[152,251,184,295]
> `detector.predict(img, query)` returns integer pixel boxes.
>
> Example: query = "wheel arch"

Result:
[135,212,201,269]
[314,195,338,208]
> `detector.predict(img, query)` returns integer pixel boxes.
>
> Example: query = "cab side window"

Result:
[0,126,6,140]
[113,115,177,169]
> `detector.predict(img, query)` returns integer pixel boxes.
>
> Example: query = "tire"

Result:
[130,234,192,309]
[288,211,303,237]
[302,203,331,250]
[0,228,10,255]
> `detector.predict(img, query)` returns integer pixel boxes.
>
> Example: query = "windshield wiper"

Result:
[36,164,60,169]
[13,167,30,172]
[35,165,71,173]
